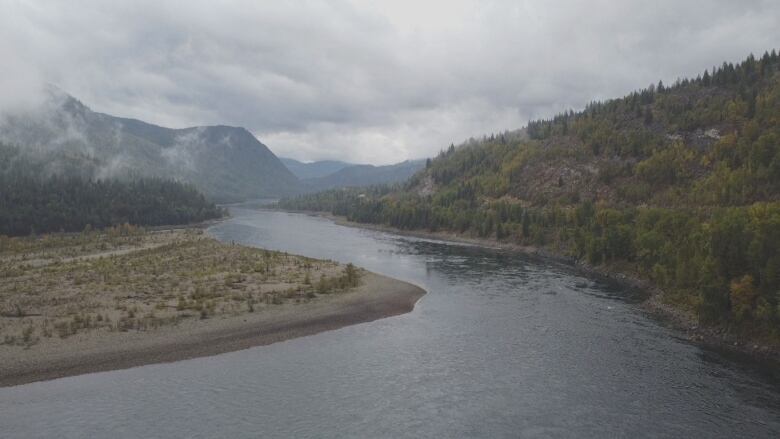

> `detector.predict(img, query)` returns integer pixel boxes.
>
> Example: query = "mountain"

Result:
[300,159,426,192]
[281,157,427,191]
[0,89,299,202]
[280,158,353,180]
[279,50,780,339]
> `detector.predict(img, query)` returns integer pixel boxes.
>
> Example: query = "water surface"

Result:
[1,208,779,438]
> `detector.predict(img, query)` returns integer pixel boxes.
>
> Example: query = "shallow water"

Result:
[1,208,779,438]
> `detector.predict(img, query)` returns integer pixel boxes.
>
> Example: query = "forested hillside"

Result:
[280,50,780,338]
[0,143,224,236]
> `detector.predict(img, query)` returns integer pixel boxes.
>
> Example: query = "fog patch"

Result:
[162,128,205,173]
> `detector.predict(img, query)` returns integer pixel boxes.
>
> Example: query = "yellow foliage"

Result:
[729,274,756,322]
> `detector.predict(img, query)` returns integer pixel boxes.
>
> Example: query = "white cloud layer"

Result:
[1,0,779,164]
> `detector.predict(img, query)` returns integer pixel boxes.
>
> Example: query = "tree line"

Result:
[0,143,225,236]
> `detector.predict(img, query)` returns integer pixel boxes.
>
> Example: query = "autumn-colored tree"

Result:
[730,275,757,323]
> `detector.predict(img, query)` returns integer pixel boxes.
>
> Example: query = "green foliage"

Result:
[635,142,695,186]
[310,263,361,294]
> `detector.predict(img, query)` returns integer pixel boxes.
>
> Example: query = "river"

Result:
[1,207,779,438]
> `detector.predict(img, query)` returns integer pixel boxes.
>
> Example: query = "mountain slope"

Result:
[0,90,300,202]
[280,50,780,341]
[280,158,353,180]
[301,159,426,192]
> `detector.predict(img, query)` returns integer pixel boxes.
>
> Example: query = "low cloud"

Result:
[1,0,779,164]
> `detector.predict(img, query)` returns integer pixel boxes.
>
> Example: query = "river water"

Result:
[1,208,779,438]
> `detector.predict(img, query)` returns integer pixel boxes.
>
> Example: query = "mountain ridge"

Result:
[300,159,426,192]
[0,89,299,202]
[280,157,354,180]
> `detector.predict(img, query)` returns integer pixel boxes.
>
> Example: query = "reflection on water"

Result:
[0,208,778,438]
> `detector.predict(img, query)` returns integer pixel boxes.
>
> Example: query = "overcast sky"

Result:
[1,0,779,164]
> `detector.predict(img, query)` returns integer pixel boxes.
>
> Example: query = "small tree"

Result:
[522,212,531,239]
[643,107,654,125]
[345,263,358,287]
[317,274,329,294]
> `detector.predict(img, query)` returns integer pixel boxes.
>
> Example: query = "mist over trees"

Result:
[0,143,224,236]
[0,89,300,202]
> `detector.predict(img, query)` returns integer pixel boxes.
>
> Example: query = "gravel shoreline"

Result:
[0,272,425,387]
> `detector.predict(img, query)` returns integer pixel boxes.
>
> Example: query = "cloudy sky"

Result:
[2,0,779,164]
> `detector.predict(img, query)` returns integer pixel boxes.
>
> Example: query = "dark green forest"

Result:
[0,143,225,236]
[280,50,780,338]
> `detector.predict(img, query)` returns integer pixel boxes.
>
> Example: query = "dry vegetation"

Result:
[0,226,362,348]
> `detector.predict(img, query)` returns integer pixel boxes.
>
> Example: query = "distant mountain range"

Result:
[301,160,426,191]
[0,88,427,201]
[0,89,298,202]
[282,157,426,192]
[280,158,353,180]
